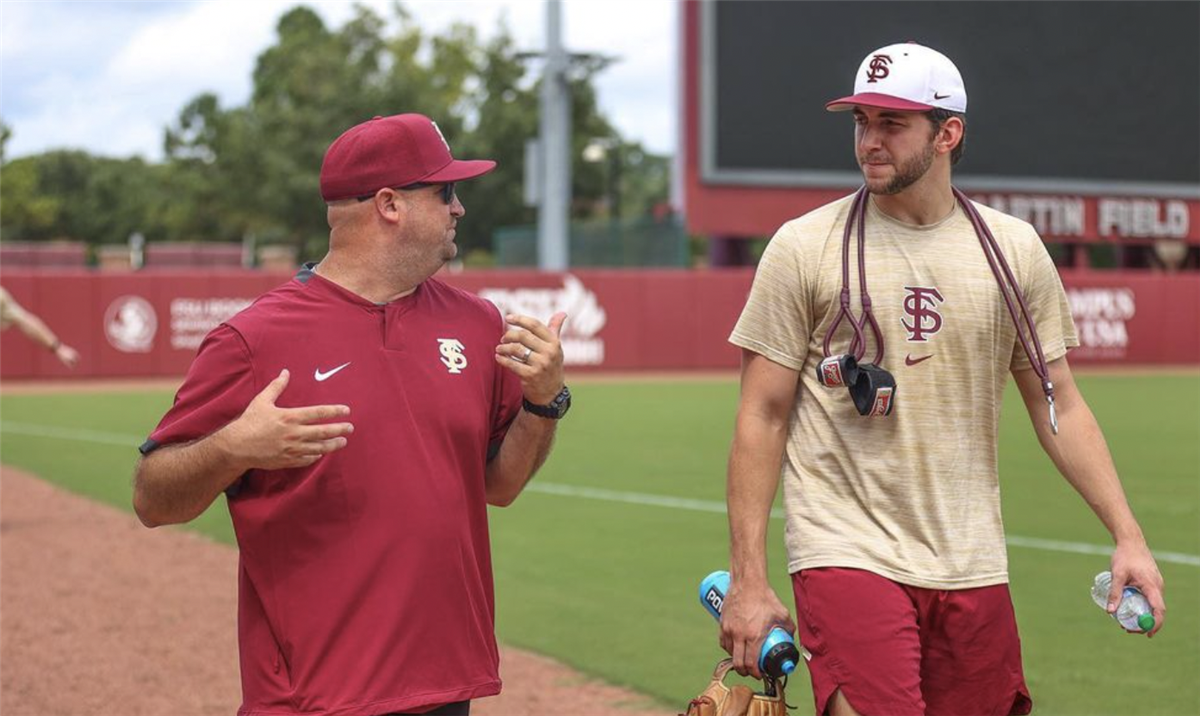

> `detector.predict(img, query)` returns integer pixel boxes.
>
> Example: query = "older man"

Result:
[134,114,571,716]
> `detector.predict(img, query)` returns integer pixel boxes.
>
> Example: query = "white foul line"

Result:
[3,421,1198,568]
[523,484,1200,568]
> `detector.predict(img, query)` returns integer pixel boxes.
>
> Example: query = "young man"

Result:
[0,285,80,367]
[133,114,572,716]
[719,43,1165,716]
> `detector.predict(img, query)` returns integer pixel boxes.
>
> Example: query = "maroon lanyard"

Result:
[822,186,1059,433]
[824,188,884,365]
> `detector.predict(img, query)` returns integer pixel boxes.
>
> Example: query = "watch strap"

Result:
[522,385,571,419]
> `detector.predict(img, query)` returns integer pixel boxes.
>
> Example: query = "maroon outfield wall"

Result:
[1,269,1197,380]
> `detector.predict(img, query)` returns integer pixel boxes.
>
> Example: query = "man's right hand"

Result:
[719,580,797,679]
[218,369,354,471]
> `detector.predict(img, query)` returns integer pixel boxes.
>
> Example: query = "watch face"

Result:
[551,387,571,415]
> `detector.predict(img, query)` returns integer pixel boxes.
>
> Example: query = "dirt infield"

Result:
[0,465,672,716]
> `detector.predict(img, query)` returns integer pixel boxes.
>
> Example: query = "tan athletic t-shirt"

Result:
[730,193,1078,589]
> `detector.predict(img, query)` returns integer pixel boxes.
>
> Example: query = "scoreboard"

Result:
[683,1,1200,242]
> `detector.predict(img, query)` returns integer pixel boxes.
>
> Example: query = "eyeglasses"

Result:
[356,182,456,204]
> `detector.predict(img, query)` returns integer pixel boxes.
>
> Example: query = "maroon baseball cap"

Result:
[319,113,497,202]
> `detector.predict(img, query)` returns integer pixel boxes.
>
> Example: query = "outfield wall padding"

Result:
[1,269,1196,379]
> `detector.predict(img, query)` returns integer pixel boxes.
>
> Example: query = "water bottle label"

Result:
[703,586,724,616]
[699,570,731,622]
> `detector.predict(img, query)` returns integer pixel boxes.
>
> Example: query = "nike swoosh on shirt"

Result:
[905,354,933,366]
[314,362,351,382]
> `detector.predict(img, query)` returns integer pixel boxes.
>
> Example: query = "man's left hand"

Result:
[495,312,567,404]
[1109,540,1166,637]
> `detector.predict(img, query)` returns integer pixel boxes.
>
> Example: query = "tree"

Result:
[1,119,11,163]
[0,122,53,240]
[2,3,671,262]
[0,158,61,240]
[163,3,632,262]
[613,141,671,222]
[450,25,540,259]
[0,150,172,244]
[163,93,273,243]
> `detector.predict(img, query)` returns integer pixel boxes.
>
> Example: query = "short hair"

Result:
[927,108,966,165]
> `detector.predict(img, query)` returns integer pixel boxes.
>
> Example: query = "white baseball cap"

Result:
[826,42,967,114]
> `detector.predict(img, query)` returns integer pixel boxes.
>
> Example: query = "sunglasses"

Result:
[356,182,456,204]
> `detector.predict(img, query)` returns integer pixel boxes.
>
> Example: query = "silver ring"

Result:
[520,346,534,362]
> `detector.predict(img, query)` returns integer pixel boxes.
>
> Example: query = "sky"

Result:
[0,0,678,162]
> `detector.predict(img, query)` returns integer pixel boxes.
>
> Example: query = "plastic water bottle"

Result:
[1090,571,1155,632]
[699,570,800,678]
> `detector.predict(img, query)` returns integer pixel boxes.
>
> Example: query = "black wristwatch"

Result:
[523,385,571,420]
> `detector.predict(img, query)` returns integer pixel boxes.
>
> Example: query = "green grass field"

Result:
[2,374,1198,715]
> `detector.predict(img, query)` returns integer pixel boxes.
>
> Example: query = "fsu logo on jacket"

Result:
[901,286,944,342]
[438,338,468,374]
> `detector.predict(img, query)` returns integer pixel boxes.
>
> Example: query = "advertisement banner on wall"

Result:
[1,269,1197,380]
[1067,287,1137,360]
[476,275,608,366]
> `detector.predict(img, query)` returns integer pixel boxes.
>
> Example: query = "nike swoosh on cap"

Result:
[933,92,951,100]
[314,362,352,382]
[905,355,933,366]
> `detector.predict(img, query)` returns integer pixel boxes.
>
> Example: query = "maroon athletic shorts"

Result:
[791,568,1032,716]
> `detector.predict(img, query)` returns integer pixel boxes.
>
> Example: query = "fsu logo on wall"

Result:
[104,295,158,353]
[901,286,944,342]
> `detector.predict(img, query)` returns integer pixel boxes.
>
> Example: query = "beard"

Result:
[860,140,936,195]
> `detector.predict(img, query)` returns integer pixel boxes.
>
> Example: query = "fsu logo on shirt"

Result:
[438,338,468,374]
[901,286,945,342]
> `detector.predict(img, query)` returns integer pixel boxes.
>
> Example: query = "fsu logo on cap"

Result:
[866,54,892,83]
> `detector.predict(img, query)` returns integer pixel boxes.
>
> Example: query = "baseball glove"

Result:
[682,659,789,716]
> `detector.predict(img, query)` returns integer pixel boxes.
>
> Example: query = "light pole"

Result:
[520,1,617,270]
[537,0,570,271]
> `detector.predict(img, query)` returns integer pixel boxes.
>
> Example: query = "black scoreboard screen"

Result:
[700,1,1200,197]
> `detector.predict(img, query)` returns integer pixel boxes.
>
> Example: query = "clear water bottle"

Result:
[1090,571,1155,632]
